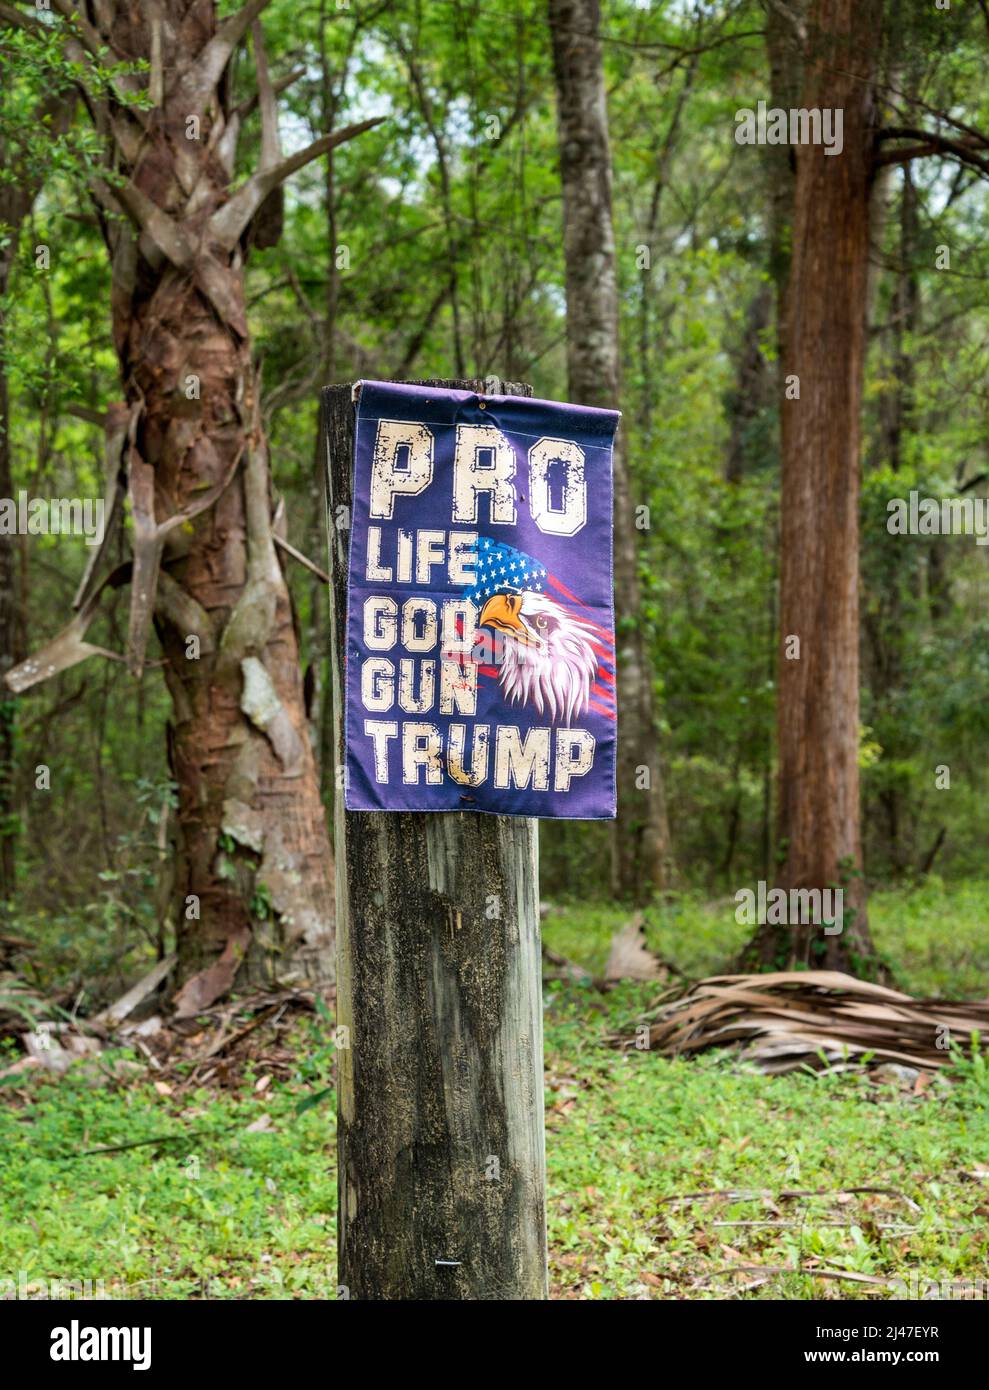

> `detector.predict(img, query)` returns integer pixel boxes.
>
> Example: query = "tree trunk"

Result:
[747,0,884,974]
[310,0,343,806]
[865,165,920,874]
[547,0,673,903]
[724,280,773,485]
[763,0,807,371]
[324,379,547,1302]
[95,1,336,999]
[0,81,76,907]
[0,286,17,908]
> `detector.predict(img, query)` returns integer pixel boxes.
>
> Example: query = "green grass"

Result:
[0,879,986,1300]
[542,894,744,979]
[542,875,989,998]
[870,877,989,998]
[0,1050,339,1300]
[543,984,989,1299]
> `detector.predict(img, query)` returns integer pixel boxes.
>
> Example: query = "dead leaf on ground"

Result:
[604,915,669,983]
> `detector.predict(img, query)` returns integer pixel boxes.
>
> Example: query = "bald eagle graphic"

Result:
[465,539,608,727]
[477,589,599,726]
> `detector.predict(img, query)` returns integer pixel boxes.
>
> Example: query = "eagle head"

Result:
[477,589,598,725]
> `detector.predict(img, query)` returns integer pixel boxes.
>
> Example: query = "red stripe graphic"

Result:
[547,574,615,646]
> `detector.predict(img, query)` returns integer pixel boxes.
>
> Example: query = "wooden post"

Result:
[321,378,548,1301]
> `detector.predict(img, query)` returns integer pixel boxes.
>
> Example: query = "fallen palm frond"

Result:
[609,970,989,1073]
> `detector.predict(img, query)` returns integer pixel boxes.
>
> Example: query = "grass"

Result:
[543,985,989,1299]
[0,879,987,1299]
[0,1041,339,1300]
[870,877,989,998]
[542,875,989,997]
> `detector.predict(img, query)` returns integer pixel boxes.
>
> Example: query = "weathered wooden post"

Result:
[321,378,548,1301]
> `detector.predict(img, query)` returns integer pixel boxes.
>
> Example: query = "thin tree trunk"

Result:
[547,0,673,903]
[0,85,76,905]
[311,7,340,805]
[748,0,883,973]
[637,55,697,445]
[0,295,17,906]
[866,166,920,873]
[724,280,773,484]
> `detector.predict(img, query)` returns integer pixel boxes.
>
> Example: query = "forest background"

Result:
[1,0,988,1301]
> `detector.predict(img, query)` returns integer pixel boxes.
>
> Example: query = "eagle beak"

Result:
[478,592,542,649]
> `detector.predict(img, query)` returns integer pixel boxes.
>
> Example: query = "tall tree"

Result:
[750,0,884,971]
[5,0,379,1006]
[547,0,673,902]
[865,164,920,873]
[0,9,80,906]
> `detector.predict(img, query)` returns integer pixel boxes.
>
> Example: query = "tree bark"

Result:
[547,0,673,903]
[324,379,547,1302]
[747,0,884,973]
[76,1,338,999]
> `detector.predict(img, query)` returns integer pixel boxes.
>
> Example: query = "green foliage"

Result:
[1,0,988,910]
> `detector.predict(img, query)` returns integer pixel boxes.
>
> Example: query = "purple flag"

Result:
[344,380,619,819]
